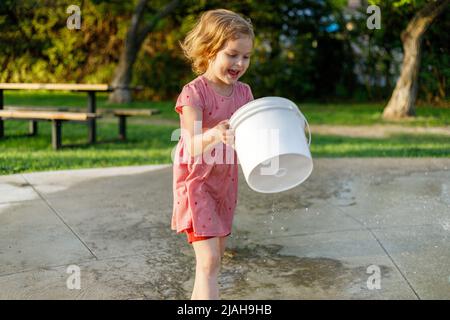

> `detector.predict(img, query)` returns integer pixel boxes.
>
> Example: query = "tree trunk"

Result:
[382,0,449,119]
[109,0,147,103]
[108,0,180,103]
[109,38,141,103]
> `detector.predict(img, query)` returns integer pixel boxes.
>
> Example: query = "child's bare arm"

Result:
[181,106,234,157]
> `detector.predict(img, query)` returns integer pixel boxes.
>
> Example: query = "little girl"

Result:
[171,9,254,300]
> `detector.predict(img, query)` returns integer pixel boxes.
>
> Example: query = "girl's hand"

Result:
[214,120,235,147]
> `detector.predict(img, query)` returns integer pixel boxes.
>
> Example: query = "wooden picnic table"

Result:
[3,105,160,142]
[0,83,113,144]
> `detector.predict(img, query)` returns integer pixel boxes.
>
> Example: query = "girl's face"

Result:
[206,35,253,87]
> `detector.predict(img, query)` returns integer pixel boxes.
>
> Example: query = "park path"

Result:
[310,124,450,138]
[110,117,450,138]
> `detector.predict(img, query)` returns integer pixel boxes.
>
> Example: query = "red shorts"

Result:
[184,228,230,244]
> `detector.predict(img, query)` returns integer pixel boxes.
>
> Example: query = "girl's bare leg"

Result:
[191,237,221,300]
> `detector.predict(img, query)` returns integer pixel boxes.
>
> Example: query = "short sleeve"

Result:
[175,84,204,115]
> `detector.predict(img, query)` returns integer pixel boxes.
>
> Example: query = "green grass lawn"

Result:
[0,120,177,175]
[5,91,449,126]
[301,102,450,127]
[1,91,449,175]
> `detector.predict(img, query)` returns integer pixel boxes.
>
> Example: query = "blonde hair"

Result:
[180,9,254,75]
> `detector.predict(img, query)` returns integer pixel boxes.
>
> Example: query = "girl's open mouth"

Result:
[228,69,240,78]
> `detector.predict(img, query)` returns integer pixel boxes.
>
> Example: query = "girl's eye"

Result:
[244,56,250,59]
[227,54,237,58]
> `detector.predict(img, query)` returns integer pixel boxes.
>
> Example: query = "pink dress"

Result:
[171,75,254,237]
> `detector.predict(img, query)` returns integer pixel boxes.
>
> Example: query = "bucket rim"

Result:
[229,96,298,129]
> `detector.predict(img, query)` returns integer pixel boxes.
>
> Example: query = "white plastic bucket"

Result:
[229,97,313,193]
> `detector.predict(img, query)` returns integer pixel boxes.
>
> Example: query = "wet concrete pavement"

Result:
[0,159,449,299]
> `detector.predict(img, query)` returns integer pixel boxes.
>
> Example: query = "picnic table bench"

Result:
[0,83,158,149]
[3,106,160,142]
[0,109,98,149]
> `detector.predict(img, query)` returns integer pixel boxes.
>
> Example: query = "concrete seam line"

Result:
[20,174,99,261]
[328,199,421,300]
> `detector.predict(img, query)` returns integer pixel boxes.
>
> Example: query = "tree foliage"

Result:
[0,0,447,103]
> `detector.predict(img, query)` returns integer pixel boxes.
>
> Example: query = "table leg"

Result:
[87,91,96,144]
[29,120,38,136]
[119,115,127,140]
[52,120,62,150]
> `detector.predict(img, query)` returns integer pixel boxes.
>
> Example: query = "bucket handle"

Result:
[291,104,312,147]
